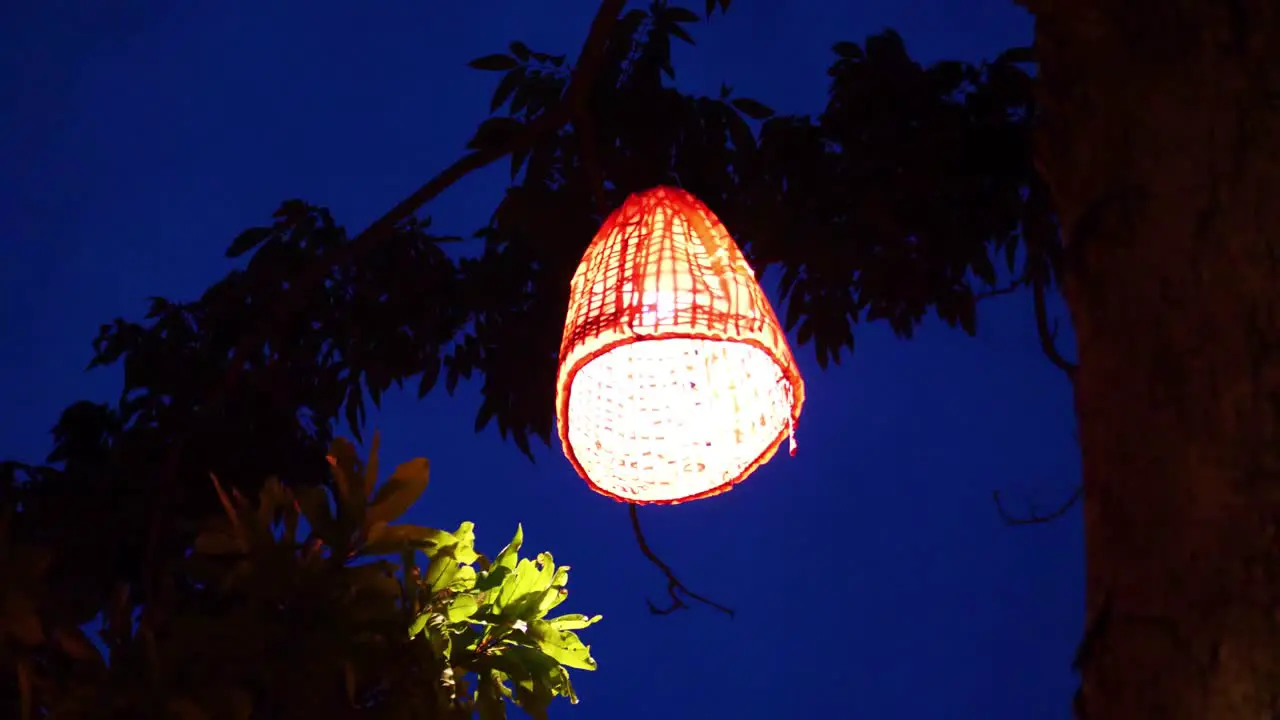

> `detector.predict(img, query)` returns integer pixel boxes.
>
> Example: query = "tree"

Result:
[5,0,1275,716]
[1020,1,1280,717]
[1,437,600,718]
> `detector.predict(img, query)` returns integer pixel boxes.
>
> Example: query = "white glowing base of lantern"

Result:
[565,337,791,503]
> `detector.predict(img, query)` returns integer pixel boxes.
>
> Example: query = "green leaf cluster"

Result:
[0,439,599,719]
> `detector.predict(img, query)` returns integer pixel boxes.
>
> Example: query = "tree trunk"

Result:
[1028,1,1280,717]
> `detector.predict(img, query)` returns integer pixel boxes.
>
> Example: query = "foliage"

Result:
[0,438,599,718]
[2,0,1060,713]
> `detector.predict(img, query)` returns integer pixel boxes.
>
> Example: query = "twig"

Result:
[629,504,735,617]
[992,485,1082,526]
[1031,273,1078,380]
[222,0,628,395]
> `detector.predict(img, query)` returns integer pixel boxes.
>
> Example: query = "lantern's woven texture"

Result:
[556,187,804,505]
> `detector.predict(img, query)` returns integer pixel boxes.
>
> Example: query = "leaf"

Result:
[468,54,519,72]
[450,565,478,592]
[491,68,525,113]
[16,660,31,720]
[408,612,430,638]
[731,98,775,120]
[367,458,430,526]
[225,227,272,258]
[476,672,508,720]
[447,595,480,622]
[194,528,244,556]
[344,662,357,705]
[666,21,696,46]
[327,437,362,503]
[475,565,512,594]
[54,626,103,663]
[664,5,700,23]
[493,524,524,571]
[426,547,459,592]
[452,521,480,564]
[508,41,531,62]
[528,620,599,671]
[832,41,864,60]
[417,357,441,398]
[996,45,1035,66]
[294,484,334,538]
[364,431,381,500]
[547,614,602,632]
[511,147,531,181]
[363,523,456,556]
[494,555,555,617]
[209,473,240,526]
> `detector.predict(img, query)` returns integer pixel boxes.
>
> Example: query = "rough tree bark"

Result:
[1026,0,1280,717]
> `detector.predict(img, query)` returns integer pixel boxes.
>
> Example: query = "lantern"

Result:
[555,187,805,505]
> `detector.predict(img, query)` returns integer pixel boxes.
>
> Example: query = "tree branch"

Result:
[992,485,1082,526]
[222,0,628,395]
[1032,273,1078,381]
[629,504,735,618]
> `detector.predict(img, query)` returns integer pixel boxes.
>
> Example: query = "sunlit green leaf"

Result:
[547,614,602,632]
[447,595,480,622]
[493,524,523,571]
[528,619,599,671]
[408,612,430,638]
[452,521,480,564]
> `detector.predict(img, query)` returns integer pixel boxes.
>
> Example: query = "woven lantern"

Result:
[555,186,805,505]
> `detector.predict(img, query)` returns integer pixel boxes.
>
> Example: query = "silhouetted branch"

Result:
[1032,274,1078,381]
[992,485,1082,526]
[223,0,628,395]
[629,504,735,618]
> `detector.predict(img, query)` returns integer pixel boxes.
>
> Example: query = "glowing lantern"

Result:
[555,186,805,505]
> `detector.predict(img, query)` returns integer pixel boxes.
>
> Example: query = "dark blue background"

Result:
[2,2,1080,717]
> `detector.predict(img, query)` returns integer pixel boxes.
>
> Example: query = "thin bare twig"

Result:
[629,504,735,618]
[992,485,1082,526]
[1031,273,1078,380]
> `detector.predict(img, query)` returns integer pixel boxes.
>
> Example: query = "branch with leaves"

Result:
[221,0,630,398]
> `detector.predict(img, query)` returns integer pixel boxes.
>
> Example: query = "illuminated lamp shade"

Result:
[555,186,805,505]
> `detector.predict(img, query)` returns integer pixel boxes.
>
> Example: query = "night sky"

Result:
[2,1,1081,717]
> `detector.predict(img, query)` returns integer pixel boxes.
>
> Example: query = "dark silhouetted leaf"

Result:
[731,97,775,120]
[226,227,273,258]
[468,54,519,72]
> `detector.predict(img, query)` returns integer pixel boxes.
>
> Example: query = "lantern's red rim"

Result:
[555,331,806,506]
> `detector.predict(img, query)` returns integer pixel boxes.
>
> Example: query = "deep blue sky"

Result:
[1,1,1081,717]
